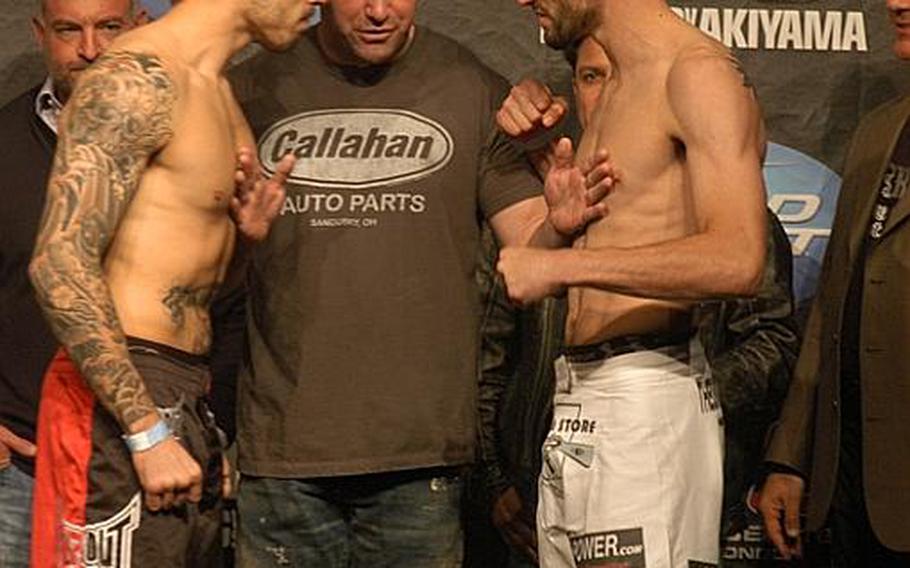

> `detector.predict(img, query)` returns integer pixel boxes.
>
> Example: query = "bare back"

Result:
[567,21,766,345]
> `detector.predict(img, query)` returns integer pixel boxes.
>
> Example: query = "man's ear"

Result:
[133,8,150,26]
[31,16,47,50]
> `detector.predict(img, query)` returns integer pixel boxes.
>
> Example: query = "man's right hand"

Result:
[757,472,805,560]
[496,78,568,139]
[492,486,539,565]
[131,437,203,511]
[0,425,37,469]
[496,79,569,180]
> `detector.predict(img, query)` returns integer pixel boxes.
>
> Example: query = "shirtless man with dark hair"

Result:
[504,1,768,566]
[27,0,321,565]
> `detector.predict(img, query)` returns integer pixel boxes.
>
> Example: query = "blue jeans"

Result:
[0,464,34,568]
[236,468,463,567]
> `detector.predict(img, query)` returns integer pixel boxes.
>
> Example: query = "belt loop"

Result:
[554,355,572,394]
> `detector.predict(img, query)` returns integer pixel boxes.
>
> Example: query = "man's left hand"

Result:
[230,147,294,241]
[221,454,235,498]
[544,137,614,238]
[492,486,538,564]
[497,247,565,305]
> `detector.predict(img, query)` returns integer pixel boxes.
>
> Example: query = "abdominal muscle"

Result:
[564,138,695,347]
[566,286,692,347]
[102,178,236,355]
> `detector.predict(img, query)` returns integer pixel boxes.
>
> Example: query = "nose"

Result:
[78,29,99,61]
[365,0,390,23]
[516,0,534,6]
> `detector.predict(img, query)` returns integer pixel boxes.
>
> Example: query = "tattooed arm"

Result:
[30,50,172,430]
[29,51,202,510]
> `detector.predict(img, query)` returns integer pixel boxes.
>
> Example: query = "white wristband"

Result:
[123,419,172,453]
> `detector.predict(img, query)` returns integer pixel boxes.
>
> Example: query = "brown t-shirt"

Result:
[232,28,542,477]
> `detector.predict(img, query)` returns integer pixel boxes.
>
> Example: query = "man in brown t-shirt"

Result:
[230,0,613,565]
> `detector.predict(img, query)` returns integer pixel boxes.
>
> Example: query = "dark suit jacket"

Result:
[0,85,58,476]
[766,95,910,551]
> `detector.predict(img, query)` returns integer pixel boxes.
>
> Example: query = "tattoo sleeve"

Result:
[29,51,177,431]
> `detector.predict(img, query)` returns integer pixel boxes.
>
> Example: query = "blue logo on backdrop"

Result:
[139,0,170,19]
[763,142,841,319]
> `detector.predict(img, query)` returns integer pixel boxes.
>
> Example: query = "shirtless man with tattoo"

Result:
[27,0,322,565]
[502,1,768,566]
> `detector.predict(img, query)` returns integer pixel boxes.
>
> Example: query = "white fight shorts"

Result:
[537,334,723,568]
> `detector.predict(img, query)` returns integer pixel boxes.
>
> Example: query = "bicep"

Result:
[669,56,766,238]
[37,51,176,255]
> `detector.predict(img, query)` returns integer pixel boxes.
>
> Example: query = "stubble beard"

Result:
[542,2,597,49]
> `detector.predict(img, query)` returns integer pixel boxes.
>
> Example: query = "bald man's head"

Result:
[32,0,145,102]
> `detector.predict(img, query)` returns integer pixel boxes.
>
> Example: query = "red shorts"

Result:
[31,340,224,568]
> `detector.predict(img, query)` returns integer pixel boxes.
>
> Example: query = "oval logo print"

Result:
[258,109,454,189]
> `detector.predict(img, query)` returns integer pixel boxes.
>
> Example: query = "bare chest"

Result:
[148,81,239,213]
[578,84,694,246]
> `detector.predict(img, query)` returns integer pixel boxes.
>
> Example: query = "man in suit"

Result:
[758,1,910,564]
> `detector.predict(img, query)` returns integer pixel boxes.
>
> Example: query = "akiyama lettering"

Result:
[670,8,867,52]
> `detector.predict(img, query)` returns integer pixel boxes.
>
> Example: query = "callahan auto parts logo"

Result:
[258,109,454,189]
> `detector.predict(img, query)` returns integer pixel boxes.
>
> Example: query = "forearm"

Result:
[764,303,823,474]
[29,243,157,432]
[553,232,765,300]
[764,385,814,477]
[493,201,571,250]
[525,217,571,249]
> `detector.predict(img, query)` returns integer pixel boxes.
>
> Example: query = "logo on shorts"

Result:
[62,493,141,567]
[570,527,646,567]
[258,109,454,189]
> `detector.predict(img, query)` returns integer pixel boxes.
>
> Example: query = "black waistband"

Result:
[126,336,208,368]
[563,328,694,364]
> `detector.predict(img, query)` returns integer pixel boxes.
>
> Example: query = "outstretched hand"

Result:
[230,147,294,242]
[544,137,615,238]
